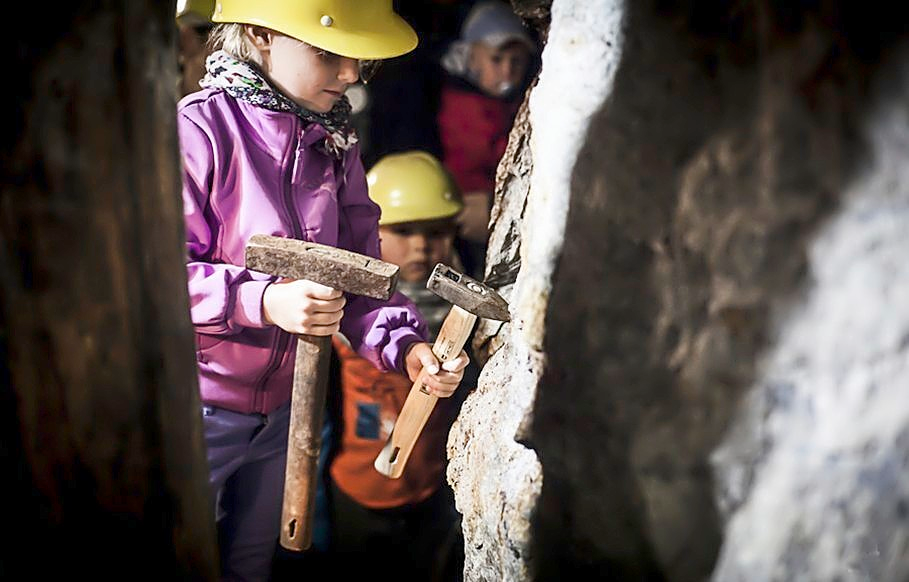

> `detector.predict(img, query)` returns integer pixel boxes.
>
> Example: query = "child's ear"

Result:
[244,25,273,50]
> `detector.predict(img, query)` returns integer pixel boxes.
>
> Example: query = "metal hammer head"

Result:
[245,234,399,300]
[427,264,511,321]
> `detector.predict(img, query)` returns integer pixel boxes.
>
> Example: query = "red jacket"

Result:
[437,76,521,194]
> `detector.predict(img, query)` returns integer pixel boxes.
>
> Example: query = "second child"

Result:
[328,151,474,580]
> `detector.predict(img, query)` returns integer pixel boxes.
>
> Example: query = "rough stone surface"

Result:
[451,1,909,580]
[0,3,217,578]
[451,1,624,580]
[710,51,909,582]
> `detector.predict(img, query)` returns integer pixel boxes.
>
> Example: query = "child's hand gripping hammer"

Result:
[245,234,399,551]
[373,264,511,479]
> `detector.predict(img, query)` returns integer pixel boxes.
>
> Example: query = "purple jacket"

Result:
[178,88,427,415]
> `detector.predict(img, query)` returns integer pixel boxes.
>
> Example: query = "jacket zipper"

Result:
[253,331,288,411]
[284,120,306,239]
[252,122,305,410]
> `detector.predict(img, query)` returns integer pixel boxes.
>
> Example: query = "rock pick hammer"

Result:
[245,234,399,551]
[373,263,510,479]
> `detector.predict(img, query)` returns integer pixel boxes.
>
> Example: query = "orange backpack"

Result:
[329,337,458,509]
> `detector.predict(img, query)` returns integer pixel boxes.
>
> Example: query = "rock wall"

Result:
[710,50,909,582]
[0,2,217,578]
[449,1,909,580]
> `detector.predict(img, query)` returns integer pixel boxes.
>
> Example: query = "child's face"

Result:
[379,219,457,283]
[468,40,531,98]
[265,33,359,113]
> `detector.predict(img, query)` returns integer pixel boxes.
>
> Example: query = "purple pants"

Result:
[202,404,333,581]
[202,404,290,582]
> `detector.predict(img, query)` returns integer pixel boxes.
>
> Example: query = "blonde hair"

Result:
[207,23,262,65]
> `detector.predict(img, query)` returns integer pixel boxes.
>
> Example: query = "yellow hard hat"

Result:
[367,151,464,225]
[176,0,215,26]
[211,0,418,60]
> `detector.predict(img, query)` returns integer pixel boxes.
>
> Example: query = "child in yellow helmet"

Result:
[176,3,470,580]
[326,151,474,579]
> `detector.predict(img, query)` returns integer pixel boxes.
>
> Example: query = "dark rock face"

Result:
[710,52,909,581]
[0,3,217,579]
[453,1,909,581]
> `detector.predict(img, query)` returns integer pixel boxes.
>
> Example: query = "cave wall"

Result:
[450,1,909,580]
[0,3,217,579]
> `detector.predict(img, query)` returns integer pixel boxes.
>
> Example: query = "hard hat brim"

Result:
[301,15,418,60]
[378,206,462,226]
[213,7,418,60]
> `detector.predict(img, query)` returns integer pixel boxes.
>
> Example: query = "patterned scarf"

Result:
[200,50,358,157]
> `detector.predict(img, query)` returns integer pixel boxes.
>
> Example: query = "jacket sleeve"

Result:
[179,111,272,336]
[336,144,428,373]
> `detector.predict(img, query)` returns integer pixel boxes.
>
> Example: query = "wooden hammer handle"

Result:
[374,305,477,479]
[280,333,331,551]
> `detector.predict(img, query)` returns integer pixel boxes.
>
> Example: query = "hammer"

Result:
[245,234,399,551]
[374,263,510,479]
